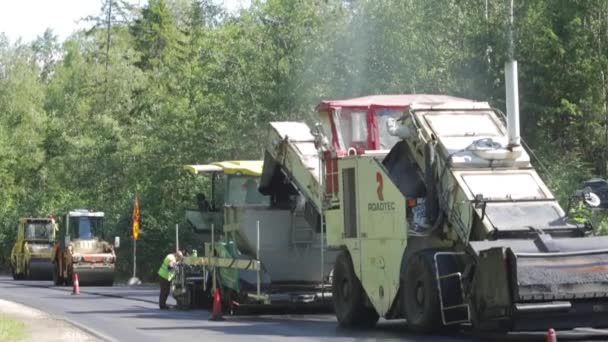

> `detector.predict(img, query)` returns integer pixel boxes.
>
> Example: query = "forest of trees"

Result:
[1,0,608,279]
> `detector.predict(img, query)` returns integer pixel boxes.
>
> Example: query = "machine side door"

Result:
[357,157,407,317]
[338,159,362,278]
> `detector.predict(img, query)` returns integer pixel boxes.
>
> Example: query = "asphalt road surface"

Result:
[0,276,473,342]
[4,276,608,341]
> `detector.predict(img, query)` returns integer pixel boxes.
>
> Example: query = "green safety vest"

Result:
[157,253,176,281]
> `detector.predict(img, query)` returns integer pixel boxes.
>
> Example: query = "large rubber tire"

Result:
[175,285,193,310]
[332,252,379,328]
[403,251,441,333]
[196,279,213,310]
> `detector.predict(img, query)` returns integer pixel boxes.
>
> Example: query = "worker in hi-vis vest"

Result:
[157,251,183,309]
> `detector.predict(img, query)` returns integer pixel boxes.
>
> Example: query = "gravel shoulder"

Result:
[0,299,100,342]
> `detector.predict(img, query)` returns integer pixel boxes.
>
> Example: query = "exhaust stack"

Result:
[505,60,521,147]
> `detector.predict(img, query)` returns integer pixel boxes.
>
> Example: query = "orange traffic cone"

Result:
[209,288,224,321]
[72,273,80,295]
[546,328,557,342]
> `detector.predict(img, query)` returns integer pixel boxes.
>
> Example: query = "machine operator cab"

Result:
[320,95,579,239]
[315,95,478,229]
[315,94,473,155]
[67,211,103,240]
[61,210,120,249]
[184,161,269,233]
[20,218,56,244]
[62,210,104,243]
[315,95,476,204]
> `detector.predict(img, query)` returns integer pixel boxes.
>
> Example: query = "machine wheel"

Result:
[332,251,379,328]
[175,285,193,309]
[224,288,247,315]
[224,288,237,315]
[198,289,213,310]
[403,251,440,333]
[201,276,214,309]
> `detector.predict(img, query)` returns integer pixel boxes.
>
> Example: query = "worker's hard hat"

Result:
[175,250,184,261]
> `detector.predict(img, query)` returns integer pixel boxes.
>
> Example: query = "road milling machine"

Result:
[261,61,608,333]
[11,217,57,280]
[52,209,119,286]
[172,161,336,311]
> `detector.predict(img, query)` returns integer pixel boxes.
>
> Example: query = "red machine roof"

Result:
[316,94,474,111]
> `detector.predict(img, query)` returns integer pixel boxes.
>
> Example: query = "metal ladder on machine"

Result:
[433,252,471,325]
[291,210,314,245]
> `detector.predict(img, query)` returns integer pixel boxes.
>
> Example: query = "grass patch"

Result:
[0,314,27,342]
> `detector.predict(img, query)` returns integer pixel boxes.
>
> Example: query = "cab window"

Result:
[225,176,270,206]
[333,109,369,151]
[25,222,52,241]
[69,217,104,240]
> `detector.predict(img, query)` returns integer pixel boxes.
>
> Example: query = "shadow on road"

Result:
[134,315,470,341]
[136,321,454,340]
[63,303,446,340]
[67,307,213,321]
[67,308,152,315]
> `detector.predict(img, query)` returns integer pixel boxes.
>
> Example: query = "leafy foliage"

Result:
[1,0,608,277]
